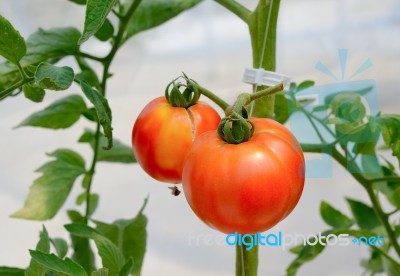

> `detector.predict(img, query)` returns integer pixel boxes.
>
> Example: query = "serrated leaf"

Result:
[79,0,118,44]
[35,62,74,91]
[51,238,69,258]
[29,250,87,276]
[123,0,202,42]
[380,114,400,167]
[95,19,114,41]
[17,95,87,129]
[22,83,45,103]
[26,226,50,276]
[92,268,109,276]
[0,267,25,275]
[67,210,96,274]
[320,201,353,228]
[94,198,148,275]
[80,81,113,149]
[0,15,26,64]
[11,149,85,220]
[78,129,135,163]
[65,223,125,276]
[346,198,381,230]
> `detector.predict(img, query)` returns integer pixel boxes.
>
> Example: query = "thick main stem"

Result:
[236,244,259,276]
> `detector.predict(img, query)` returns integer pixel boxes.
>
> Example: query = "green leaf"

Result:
[0,15,26,64]
[76,193,99,216]
[273,93,289,124]
[95,19,114,41]
[361,251,384,274]
[11,149,85,220]
[346,198,381,230]
[80,81,113,149]
[79,0,118,44]
[382,255,400,276]
[69,0,87,4]
[23,27,81,67]
[29,250,87,276]
[94,197,148,275]
[320,201,353,228]
[353,116,381,154]
[65,223,125,276]
[380,114,400,167]
[297,80,314,92]
[78,129,135,163]
[119,257,134,276]
[35,62,74,91]
[123,0,202,42]
[0,267,25,275]
[17,95,87,129]
[67,210,96,274]
[51,238,69,258]
[26,226,50,276]
[22,83,45,103]
[92,268,109,276]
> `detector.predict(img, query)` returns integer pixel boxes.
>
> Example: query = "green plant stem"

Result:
[0,77,34,100]
[82,0,142,224]
[214,0,250,23]
[78,52,104,62]
[372,245,400,267]
[330,147,400,258]
[196,84,230,111]
[236,244,258,276]
[16,60,29,80]
[367,176,400,183]
[249,82,283,101]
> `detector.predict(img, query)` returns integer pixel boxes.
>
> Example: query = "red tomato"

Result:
[132,96,221,183]
[182,117,305,234]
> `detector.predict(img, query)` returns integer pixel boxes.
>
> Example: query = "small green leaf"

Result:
[361,251,384,274]
[26,226,50,276]
[320,201,353,228]
[29,250,87,276]
[23,27,81,66]
[123,0,202,42]
[65,223,125,276]
[35,62,74,91]
[78,129,135,163]
[11,149,86,220]
[312,105,329,113]
[69,0,87,4]
[51,238,69,258]
[273,93,289,124]
[92,268,109,276]
[22,83,46,103]
[79,0,118,44]
[67,210,96,274]
[380,114,400,167]
[95,19,114,41]
[119,257,134,276]
[382,255,400,276]
[0,267,25,275]
[297,80,314,92]
[94,198,148,275]
[80,81,113,149]
[346,198,381,230]
[17,95,87,129]
[0,15,27,64]
[76,193,99,216]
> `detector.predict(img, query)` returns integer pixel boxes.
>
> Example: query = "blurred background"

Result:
[0,0,399,275]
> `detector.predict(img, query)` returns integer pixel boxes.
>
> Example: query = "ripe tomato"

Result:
[132,96,220,183]
[182,117,305,234]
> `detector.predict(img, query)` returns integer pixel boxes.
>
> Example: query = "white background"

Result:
[0,0,399,275]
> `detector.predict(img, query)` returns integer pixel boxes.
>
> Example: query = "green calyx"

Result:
[218,108,255,144]
[165,74,200,108]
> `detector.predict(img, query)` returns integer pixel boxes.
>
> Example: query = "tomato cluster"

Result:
[132,93,305,234]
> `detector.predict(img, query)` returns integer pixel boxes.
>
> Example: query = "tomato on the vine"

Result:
[132,96,221,183]
[182,117,305,234]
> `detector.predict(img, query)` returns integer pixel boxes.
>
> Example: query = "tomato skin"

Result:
[132,96,221,183]
[182,117,305,234]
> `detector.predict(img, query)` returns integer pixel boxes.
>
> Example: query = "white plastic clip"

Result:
[242,68,291,89]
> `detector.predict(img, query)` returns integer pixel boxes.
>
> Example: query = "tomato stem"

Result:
[196,84,230,112]
[236,244,258,276]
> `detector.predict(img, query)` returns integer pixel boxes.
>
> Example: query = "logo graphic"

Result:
[289,49,380,178]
